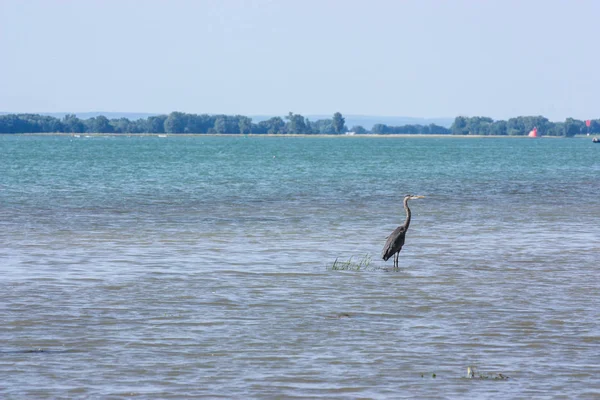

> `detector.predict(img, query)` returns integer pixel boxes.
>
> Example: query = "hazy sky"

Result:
[1,0,598,121]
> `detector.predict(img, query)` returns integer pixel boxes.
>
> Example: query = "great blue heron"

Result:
[382,194,425,268]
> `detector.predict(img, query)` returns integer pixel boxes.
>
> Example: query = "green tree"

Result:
[213,116,227,133]
[589,119,600,134]
[63,114,85,133]
[194,114,216,133]
[332,112,346,134]
[507,117,525,135]
[258,117,285,134]
[563,118,583,137]
[110,117,133,133]
[312,119,334,134]
[428,123,450,134]
[371,124,389,134]
[208,115,239,133]
[545,122,564,136]
[164,112,186,133]
[451,116,469,135]
[86,115,113,133]
[146,115,167,133]
[505,116,551,136]
[238,116,252,134]
[489,120,507,136]
[351,125,367,134]
[465,116,493,135]
[285,112,307,134]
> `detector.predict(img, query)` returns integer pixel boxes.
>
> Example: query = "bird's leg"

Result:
[394,253,399,269]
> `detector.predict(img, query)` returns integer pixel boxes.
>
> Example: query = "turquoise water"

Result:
[1,135,599,398]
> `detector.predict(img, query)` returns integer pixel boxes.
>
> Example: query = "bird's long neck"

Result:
[403,198,411,230]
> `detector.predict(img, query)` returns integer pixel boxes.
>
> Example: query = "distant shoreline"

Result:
[5,132,583,138]
[2,112,593,136]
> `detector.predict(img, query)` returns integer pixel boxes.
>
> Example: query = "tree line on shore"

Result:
[0,111,597,136]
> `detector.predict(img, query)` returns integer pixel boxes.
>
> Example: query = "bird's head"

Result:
[405,194,425,200]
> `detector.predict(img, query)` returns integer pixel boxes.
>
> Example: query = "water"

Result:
[1,135,599,398]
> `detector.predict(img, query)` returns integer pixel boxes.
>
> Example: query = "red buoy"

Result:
[528,127,538,137]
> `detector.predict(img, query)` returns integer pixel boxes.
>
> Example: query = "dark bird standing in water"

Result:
[382,194,425,268]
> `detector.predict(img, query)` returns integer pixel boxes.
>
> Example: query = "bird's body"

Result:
[382,194,424,268]
[382,225,407,262]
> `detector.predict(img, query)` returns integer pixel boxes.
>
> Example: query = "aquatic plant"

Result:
[327,254,377,271]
